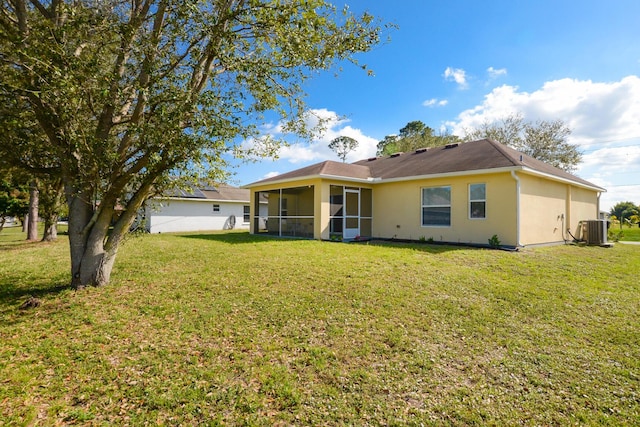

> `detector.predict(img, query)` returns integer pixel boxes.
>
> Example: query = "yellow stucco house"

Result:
[245,139,605,248]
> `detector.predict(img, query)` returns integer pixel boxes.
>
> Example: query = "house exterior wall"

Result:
[567,185,600,235]
[248,171,601,247]
[372,172,519,246]
[518,175,567,245]
[518,174,599,245]
[145,199,251,233]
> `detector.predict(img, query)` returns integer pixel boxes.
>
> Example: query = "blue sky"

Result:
[232,0,640,211]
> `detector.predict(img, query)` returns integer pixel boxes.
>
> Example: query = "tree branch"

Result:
[9,0,28,35]
[95,0,153,143]
[27,0,50,19]
[113,0,168,161]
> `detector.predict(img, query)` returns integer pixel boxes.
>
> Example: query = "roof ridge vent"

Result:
[390,152,403,158]
[444,143,459,149]
[415,147,428,154]
[367,156,378,161]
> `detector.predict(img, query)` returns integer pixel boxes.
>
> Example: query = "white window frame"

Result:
[469,183,486,220]
[213,204,220,213]
[421,186,451,227]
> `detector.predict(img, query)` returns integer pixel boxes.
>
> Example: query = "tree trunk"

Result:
[42,217,58,241]
[27,180,39,241]
[75,236,118,288]
[65,183,121,288]
[63,175,151,289]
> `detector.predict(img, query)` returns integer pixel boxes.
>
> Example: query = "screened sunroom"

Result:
[253,185,315,238]
[252,183,372,241]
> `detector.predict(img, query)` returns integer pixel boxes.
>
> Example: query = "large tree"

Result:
[376,120,461,156]
[464,113,582,173]
[1,0,386,288]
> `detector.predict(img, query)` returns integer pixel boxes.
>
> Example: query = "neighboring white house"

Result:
[142,184,267,233]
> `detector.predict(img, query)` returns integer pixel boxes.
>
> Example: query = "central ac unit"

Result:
[584,219,608,245]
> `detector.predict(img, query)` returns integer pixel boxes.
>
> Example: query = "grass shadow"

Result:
[179,231,281,244]
[0,239,47,252]
[179,232,485,254]
[364,239,484,254]
[0,274,70,313]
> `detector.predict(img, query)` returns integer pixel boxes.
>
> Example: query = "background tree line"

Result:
[376,114,582,173]
[609,201,639,228]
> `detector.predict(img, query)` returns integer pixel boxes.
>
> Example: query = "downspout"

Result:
[511,170,522,247]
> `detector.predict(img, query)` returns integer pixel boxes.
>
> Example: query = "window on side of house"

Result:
[469,183,486,219]
[422,186,451,227]
[243,205,250,223]
[213,204,220,213]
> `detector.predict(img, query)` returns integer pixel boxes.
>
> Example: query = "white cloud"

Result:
[443,67,468,89]
[244,108,380,165]
[446,75,640,211]
[423,98,448,107]
[449,76,640,144]
[487,67,507,78]
[262,171,281,179]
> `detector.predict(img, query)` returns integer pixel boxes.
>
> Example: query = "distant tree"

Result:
[39,178,65,241]
[610,201,639,230]
[376,135,398,156]
[0,176,29,233]
[26,180,39,241]
[399,121,428,138]
[329,136,359,162]
[377,121,461,155]
[464,113,581,173]
[0,97,64,241]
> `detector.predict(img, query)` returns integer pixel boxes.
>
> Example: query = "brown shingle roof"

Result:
[352,139,602,189]
[248,160,372,185]
[247,139,604,191]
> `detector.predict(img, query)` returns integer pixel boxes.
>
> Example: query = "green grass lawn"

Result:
[1,227,639,425]
[612,224,640,242]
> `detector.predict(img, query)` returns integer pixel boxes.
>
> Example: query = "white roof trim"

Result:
[380,166,604,192]
[378,166,518,184]
[244,173,375,188]
[246,166,605,193]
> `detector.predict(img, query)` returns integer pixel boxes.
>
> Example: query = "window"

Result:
[469,183,486,219]
[422,186,451,226]
[243,205,250,223]
[213,204,220,213]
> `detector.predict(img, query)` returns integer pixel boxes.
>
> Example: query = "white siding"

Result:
[145,199,251,233]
